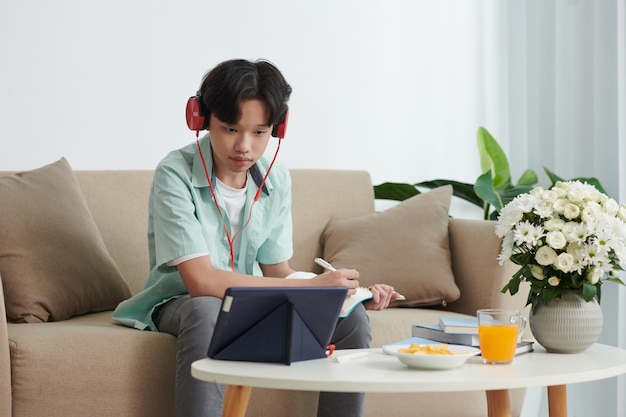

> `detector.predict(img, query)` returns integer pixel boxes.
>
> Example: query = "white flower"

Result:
[513,220,544,247]
[567,189,586,203]
[562,222,588,244]
[535,246,558,266]
[541,189,559,205]
[548,276,561,286]
[603,199,619,215]
[553,199,570,214]
[534,201,555,218]
[497,233,514,265]
[581,201,601,223]
[546,231,567,250]
[530,265,545,280]
[544,218,565,231]
[563,203,581,220]
[554,253,575,273]
[566,242,586,272]
[586,267,602,285]
[552,184,568,198]
[495,205,524,238]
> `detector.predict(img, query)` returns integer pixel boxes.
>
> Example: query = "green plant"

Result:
[374,127,607,220]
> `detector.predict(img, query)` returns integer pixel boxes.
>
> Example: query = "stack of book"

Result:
[411,316,534,355]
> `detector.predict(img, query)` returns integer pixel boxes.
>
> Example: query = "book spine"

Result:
[411,325,480,346]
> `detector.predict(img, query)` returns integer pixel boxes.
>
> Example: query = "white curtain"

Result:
[486,1,626,416]
[618,0,626,415]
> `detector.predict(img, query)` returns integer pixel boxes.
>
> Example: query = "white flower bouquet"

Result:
[496,180,626,310]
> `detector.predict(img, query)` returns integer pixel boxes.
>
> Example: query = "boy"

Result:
[113,59,399,417]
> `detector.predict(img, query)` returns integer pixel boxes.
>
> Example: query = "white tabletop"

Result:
[192,343,626,393]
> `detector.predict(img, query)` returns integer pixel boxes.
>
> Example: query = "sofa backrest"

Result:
[288,170,375,272]
[70,169,375,294]
[72,170,154,294]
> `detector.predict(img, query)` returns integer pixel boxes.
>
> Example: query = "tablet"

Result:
[207,286,347,364]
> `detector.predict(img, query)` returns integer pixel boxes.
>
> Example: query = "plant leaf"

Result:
[476,127,510,189]
[510,252,534,266]
[516,169,538,187]
[474,171,504,212]
[582,282,597,301]
[373,182,420,201]
[544,167,608,194]
[415,179,483,207]
[543,167,564,186]
[541,287,561,304]
[498,185,535,209]
[605,277,625,286]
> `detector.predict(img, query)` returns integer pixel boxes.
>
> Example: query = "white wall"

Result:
[0,0,497,217]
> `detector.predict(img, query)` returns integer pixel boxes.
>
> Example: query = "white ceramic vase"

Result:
[529,290,603,354]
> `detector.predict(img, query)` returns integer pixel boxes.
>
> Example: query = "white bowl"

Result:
[383,344,480,370]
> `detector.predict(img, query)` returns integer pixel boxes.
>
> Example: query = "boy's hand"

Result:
[363,284,397,311]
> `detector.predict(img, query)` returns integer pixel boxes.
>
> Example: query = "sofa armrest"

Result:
[446,219,529,318]
[0,273,12,417]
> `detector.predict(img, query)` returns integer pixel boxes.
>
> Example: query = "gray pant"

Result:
[154,295,371,417]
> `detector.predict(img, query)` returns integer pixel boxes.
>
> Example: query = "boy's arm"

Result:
[259,261,295,278]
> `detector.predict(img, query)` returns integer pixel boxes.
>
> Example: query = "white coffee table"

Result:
[192,343,626,417]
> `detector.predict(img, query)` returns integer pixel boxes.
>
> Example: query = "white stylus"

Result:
[314,257,407,301]
[314,257,337,272]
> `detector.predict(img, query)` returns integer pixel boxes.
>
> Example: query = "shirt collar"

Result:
[191,133,271,196]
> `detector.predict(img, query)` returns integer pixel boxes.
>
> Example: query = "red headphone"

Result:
[186,93,288,271]
[185,95,289,139]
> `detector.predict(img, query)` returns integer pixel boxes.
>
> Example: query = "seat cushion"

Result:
[8,311,176,417]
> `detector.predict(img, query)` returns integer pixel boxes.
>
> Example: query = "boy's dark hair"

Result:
[198,59,292,128]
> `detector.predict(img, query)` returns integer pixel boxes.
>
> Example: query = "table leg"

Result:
[486,389,512,417]
[222,385,252,417]
[547,385,567,417]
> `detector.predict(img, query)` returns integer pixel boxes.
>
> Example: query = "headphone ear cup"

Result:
[186,96,207,131]
[272,107,289,139]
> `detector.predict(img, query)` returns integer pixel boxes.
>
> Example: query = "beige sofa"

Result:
[0,166,529,417]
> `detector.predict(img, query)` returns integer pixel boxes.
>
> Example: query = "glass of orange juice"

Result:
[477,309,526,364]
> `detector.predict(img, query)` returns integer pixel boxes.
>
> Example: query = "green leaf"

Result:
[605,277,626,286]
[516,169,538,187]
[474,171,504,212]
[544,167,608,195]
[543,167,564,186]
[582,282,597,302]
[373,182,420,201]
[415,179,483,207]
[502,277,521,295]
[498,185,535,208]
[510,251,534,266]
[476,127,510,189]
[541,287,562,304]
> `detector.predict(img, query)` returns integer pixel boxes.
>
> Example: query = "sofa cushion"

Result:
[7,312,176,416]
[321,185,460,307]
[0,158,132,323]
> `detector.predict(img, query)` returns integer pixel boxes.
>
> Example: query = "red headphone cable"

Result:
[195,132,283,271]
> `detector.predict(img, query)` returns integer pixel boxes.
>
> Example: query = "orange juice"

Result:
[478,324,518,363]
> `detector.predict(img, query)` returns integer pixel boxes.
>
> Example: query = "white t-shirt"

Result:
[166,178,247,267]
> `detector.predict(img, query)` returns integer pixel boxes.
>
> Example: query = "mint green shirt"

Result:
[113,134,293,330]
